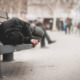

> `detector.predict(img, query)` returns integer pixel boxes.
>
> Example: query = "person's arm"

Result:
[31,26,44,41]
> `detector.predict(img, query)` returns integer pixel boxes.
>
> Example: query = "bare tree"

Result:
[60,0,79,16]
[27,0,57,15]
[28,0,79,16]
[0,0,27,14]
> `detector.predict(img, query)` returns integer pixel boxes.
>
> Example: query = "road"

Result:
[1,31,80,80]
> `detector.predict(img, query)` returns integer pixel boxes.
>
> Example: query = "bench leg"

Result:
[0,55,3,78]
[3,53,14,61]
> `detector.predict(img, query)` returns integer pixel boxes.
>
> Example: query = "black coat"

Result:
[36,22,46,32]
[0,18,44,44]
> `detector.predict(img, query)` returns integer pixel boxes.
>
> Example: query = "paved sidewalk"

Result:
[1,31,80,80]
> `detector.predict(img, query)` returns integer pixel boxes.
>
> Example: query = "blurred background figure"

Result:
[30,20,36,27]
[62,20,66,31]
[65,17,72,34]
[49,20,53,30]
[36,19,56,48]
[77,22,80,35]
[57,19,62,31]
[73,23,78,34]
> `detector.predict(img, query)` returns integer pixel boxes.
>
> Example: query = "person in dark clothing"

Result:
[0,17,44,62]
[65,18,72,34]
[0,18,44,47]
[36,19,56,48]
[77,22,80,35]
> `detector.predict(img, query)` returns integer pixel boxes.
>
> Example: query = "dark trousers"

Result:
[41,31,51,47]
[41,35,45,47]
[65,26,71,34]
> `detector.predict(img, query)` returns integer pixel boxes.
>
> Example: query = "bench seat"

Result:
[0,44,32,54]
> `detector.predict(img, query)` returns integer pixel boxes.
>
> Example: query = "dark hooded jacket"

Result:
[0,18,44,44]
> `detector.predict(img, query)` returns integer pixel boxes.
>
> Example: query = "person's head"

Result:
[4,31,24,45]
[37,18,44,24]
[40,19,44,24]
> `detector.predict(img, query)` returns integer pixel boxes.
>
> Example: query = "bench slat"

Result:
[0,44,32,54]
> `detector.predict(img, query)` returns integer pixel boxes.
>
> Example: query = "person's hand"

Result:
[30,39,39,47]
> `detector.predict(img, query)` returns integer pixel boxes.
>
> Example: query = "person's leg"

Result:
[44,31,56,44]
[65,26,67,34]
[69,26,71,34]
[41,35,45,47]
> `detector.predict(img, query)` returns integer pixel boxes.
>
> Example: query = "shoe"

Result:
[48,40,56,44]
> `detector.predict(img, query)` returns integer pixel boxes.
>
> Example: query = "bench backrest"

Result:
[0,10,9,23]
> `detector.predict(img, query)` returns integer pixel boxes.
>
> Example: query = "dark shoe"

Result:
[48,40,56,44]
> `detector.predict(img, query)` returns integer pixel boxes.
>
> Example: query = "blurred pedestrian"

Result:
[65,17,72,34]
[73,23,77,34]
[62,21,66,30]
[77,22,80,35]
[36,19,56,48]
[57,20,62,31]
